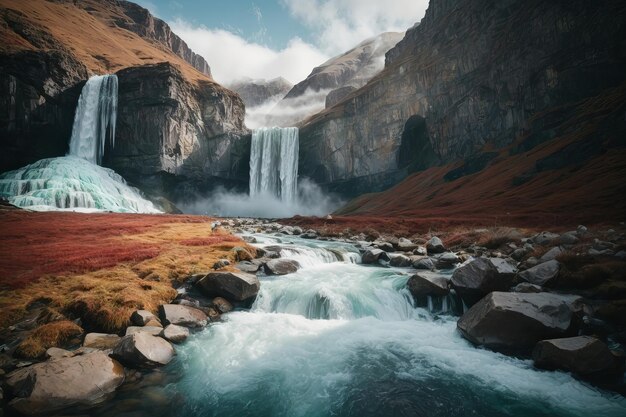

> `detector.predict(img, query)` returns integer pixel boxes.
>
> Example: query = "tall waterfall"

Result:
[68,74,118,165]
[249,127,299,202]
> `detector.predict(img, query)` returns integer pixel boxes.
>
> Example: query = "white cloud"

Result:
[170,20,328,85]
[281,0,428,54]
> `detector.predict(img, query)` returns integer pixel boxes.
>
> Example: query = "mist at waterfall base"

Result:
[0,75,159,213]
[179,177,343,218]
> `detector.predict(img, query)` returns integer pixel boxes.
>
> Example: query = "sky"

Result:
[135,0,429,85]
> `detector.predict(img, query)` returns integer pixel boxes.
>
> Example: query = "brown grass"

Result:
[0,211,253,332]
[477,227,522,249]
[14,320,83,359]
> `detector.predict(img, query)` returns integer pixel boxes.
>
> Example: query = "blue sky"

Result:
[135,0,429,84]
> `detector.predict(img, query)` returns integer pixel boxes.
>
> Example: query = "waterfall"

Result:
[68,74,118,165]
[249,127,299,202]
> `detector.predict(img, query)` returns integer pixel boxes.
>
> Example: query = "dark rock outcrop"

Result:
[451,258,514,305]
[407,273,450,297]
[361,248,391,264]
[532,336,616,375]
[299,0,626,196]
[457,292,581,351]
[325,86,357,109]
[6,351,124,415]
[109,63,249,200]
[519,260,560,286]
[196,271,260,302]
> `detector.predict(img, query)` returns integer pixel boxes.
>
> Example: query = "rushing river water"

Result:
[76,233,626,417]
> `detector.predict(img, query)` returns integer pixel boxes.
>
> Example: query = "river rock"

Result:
[45,347,73,360]
[212,259,231,270]
[125,326,163,336]
[533,232,559,246]
[396,238,418,251]
[236,261,261,273]
[451,258,513,305]
[159,304,208,328]
[111,332,174,368]
[426,237,446,254]
[130,310,158,326]
[532,336,615,375]
[512,282,543,293]
[161,324,189,344]
[362,248,391,264]
[212,297,234,314]
[519,260,560,286]
[539,246,563,263]
[83,333,121,350]
[6,351,124,415]
[412,257,435,270]
[407,273,450,297]
[374,241,394,252]
[413,246,428,256]
[559,233,579,245]
[436,252,460,269]
[389,254,412,267]
[264,259,301,275]
[457,292,580,351]
[489,258,518,279]
[196,271,260,302]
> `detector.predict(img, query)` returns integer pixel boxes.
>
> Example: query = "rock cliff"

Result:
[300,0,626,196]
[229,77,293,108]
[0,0,249,197]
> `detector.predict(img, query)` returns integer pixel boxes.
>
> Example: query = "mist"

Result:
[245,88,332,128]
[178,178,343,218]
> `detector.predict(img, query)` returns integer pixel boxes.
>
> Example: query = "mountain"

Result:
[265,32,404,127]
[0,0,249,199]
[229,77,293,108]
[298,0,626,224]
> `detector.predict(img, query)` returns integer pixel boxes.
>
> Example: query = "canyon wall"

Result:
[299,0,626,196]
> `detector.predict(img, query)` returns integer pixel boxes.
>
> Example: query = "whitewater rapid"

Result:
[169,234,626,417]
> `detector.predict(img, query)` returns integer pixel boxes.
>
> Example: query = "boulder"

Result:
[457,292,580,351]
[413,246,427,256]
[519,260,560,286]
[211,297,234,314]
[83,333,121,350]
[407,273,450,297]
[489,258,518,280]
[436,252,460,268]
[451,258,513,305]
[362,249,391,264]
[412,257,435,270]
[161,324,189,344]
[130,310,157,326]
[111,332,174,368]
[125,326,163,336]
[159,304,208,328]
[374,241,394,252]
[533,336,615,375]
[45,347,73,360]
[426,237,446,254]
[511,248,528,261]
[396,238,418,251]
[533,232,559,246]
[196,271,260,302]
[263,259,301,275]
[512,282,543,293]
[539,246,563,263]
[559,233,579,245]
[389,254,412,267]
[236,261,261,273]
[6,351,124,414]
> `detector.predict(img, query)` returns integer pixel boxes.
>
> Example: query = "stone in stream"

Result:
[413,246,428,256]
[407,273,450,297]
[374,241,394,252]
[451,258,514,306]
[532,336,616,376]
[236,261,261,273]
[161,324,189,344]
[518,260,560,286]
[489,258,518,280]
[196,271,260,302]
[412,257,435,270]
[45,347,73,359]
[396,238,418,251]
[436,252,460,269]
[389,254,412,267]
[159,304,208,328]
[130,310,158,326]
[212,297,234,314]
[426,236,446,254]
[83,333,121,350]
[457,292,581,351]
[111,332,174,368]
[362,248,391,264]
[264,259,301,275]
[6,351,124,415]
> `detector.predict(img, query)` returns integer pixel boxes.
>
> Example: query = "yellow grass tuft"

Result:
[15,320,83,359]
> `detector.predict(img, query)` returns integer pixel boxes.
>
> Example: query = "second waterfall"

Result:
[249,127,299,203]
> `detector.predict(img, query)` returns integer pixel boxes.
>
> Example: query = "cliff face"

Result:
[299,0,626,196]
[0,0,249,196]
[109,63,250,199]
[229,77,293,108]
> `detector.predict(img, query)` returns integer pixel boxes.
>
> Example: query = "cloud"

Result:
[281,0,428,54]
[170,20,328,85]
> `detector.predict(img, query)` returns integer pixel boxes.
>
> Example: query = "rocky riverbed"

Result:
[1,217,625,415]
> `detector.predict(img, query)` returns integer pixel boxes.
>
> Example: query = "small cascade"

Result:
[68,74,118,165]
[249,127,299,202]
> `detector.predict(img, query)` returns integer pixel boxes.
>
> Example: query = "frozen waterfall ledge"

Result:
[0,156,161,213]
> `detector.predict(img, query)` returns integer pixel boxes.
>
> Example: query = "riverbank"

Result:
[1,208,625,415]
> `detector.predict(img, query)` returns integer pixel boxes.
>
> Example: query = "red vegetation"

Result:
[0,211,213,290]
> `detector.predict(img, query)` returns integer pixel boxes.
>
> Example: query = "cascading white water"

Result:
[249,127,299,202]
[169,235,626,417]
[68,74,118,165]
[0,74,159,213]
